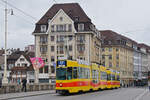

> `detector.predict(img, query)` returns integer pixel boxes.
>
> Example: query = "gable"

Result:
[50,9,73,25]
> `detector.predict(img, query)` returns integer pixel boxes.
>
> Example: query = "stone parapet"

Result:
[0,83,55,94]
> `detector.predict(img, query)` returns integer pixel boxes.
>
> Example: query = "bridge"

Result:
[0,87,149,100]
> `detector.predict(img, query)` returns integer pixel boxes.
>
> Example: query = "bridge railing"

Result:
[0,83,55,94]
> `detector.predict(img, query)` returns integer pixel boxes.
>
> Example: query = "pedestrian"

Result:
[22,78,27,92]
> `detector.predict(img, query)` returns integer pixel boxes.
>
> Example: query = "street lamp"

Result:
[2,0,13,84]
[2,0,8,84]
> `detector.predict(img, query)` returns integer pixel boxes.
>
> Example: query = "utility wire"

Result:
[0,0,37,21]
[0,1,34,25]
[13,14,35,25]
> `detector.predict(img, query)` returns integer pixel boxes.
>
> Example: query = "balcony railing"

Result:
[39,41,48,45]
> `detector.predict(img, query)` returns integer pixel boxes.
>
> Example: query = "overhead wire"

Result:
[0,0,37,21]
[0,0,35,25]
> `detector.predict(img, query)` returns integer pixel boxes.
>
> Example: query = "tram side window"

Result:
[92,70,96,79]
[73,67,77,79]
[111,74,115,80]
[78,67,84,79]
[107,74,111,81]
[96,70,99,79]
[85,68,90,79]
[101,72,107,80]
[67,67,72,80]
[117,75,120,81]
[78,67,89,79]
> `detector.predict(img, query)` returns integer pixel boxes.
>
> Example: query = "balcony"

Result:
[39,41,48,45]
[77,39,85,44]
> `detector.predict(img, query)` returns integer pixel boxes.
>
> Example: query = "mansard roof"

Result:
[33,3,93,33]
[100,30,136,48]
[37,3,91,25]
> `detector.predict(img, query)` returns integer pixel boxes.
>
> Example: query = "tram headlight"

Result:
[59,83,63,87]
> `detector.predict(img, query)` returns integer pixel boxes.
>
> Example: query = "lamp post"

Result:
[2,0,8,84]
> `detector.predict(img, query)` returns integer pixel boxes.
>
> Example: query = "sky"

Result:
[0,0,150,50]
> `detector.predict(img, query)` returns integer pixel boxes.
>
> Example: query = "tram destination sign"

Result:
[57,60,67,67]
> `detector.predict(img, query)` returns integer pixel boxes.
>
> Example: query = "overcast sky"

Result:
[0,0,150,50]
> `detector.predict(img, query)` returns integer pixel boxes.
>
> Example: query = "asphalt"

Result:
[0,90,55,100]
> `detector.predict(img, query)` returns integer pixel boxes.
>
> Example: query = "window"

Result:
[57,35,64,42]
[116,54,119,59]
[109,55,112,60]
[40,36,47,43]
[101,72,107,80]
[51,25,54,32]
[107,74,111,81]
[56,24,66,32]
[116,61,119,67]
[40,46,47,53]
[17,64,20,66]
[51,56,55,62]
[68,24,72,32]
[117,75,120,81]
[102,48,105,52]
[51,36,54,41]
[20,58,24,61]
[51,66,55,74]
[111,74,115,80]
[77,35,85,42]
[78,24,84,31]
[68,35,73,41]
[39,68,43,73]
[60,17,63,21]
[41,25,46,32]
[116,48,119,52]
[109,48,112,52]
[56,68,66,80]
[77,45,85,52]
[22,63,27,67]
[44,66,48,73]
[69,45,72,51]
[67,67,72,80]
[57,45,64,54]
[109,62,112,67]
[102,55,105,60]
[51,46,55,52]
[73,67,77,79]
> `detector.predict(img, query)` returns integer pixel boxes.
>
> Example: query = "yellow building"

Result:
[101,30,134,86]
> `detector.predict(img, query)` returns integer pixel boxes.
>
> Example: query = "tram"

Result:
[56,60,120,95]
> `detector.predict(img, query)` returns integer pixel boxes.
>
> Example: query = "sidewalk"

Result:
[0,90,55,100]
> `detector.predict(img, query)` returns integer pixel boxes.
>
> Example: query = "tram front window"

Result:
[56,68,67,80]
[67,67,72,80]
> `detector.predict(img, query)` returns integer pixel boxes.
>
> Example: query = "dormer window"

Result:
[78,23,84,31]
[41,25,47,32]
[74,16,79,22]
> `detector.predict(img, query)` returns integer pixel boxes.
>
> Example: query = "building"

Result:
[133,43,142,86]
[25,45,35,52]
[101,30,134,87]
[33,3,101,83]
[0,49,35,83]
[10,51,35,84]
[137,44,150,86]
